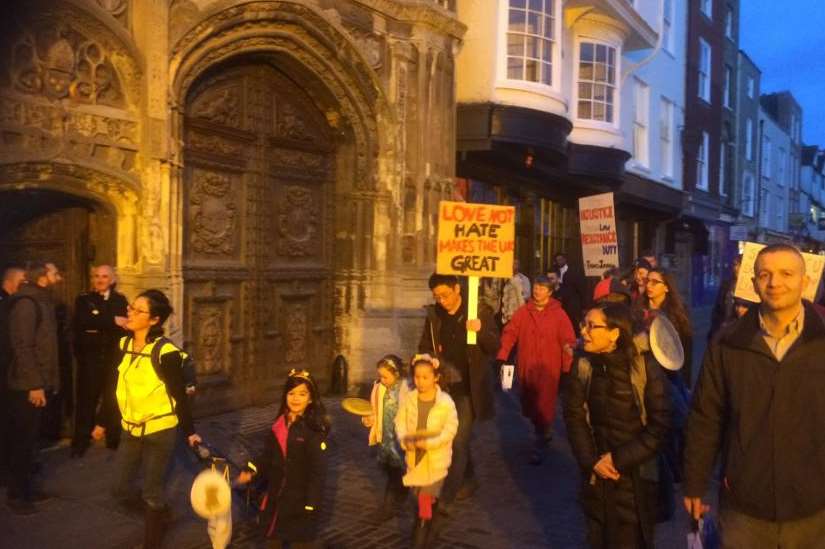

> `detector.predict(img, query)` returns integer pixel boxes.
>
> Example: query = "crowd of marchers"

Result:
[2,243,825,549]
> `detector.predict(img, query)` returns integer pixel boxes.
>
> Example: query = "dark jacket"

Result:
[418,302,499,421]
[250,416,328,542]
[73,289,128,362]
[563,350,670,548]
[685,302,825,521]
[7,283,59,392]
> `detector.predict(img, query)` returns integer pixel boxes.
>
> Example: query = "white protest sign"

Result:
[578,192,619,277]
[734,241,825,303]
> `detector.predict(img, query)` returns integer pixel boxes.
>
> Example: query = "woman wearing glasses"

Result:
[640,268,693,385]
[563,302,670,549]
[109,289,202,548]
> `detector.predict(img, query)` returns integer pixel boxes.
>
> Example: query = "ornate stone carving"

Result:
[189,86,242,129]
[285,302,307,363]
[7,24,125,107]
[195,304,225,375]
[348,28,384,70]
[270,148,325,172]
[189,169,237,255]
[188,132,243,157]
[96,0,129,26]
[276,101,312,141]
[277,186,319,257]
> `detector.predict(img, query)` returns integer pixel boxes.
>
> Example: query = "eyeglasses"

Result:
[647,279,665,287]
[579,321,609,332]
[127,304,150,315]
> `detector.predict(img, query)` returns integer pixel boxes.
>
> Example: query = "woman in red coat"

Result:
[497,276,576,464]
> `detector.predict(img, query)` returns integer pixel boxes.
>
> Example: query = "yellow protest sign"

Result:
[734,241,825,303]
[436,201,516,279]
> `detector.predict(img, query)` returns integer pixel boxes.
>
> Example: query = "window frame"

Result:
[745,118,754,161]
[724,6,734,39]
[742,172,755,217]
[719,142,728,197]
[633,78,650,168]
[497,0,563,97]
[723,65,734,110]
[698,38,712,103]
[573,37,621,128]
[762,134,772,178]
[697,131,710,191]
[659,96,674,179]
[746,76,755,99]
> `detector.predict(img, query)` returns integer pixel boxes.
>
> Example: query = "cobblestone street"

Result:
[1,387,697,549]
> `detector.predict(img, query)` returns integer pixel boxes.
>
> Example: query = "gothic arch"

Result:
[169,0,391,190]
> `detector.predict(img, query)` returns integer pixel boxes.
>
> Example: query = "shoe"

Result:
[412,518,431,548]
[426,502,447,547]
[7,497,38,515]
[29,490,55,504]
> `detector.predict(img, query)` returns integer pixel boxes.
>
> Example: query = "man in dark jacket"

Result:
[418,273,499,508]
[6,262,62,515]
[71,265,128,456]
[684,244,825,546]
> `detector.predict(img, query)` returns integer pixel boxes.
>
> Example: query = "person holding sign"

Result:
[685,244,825,547]
[418,274,499,512]
[495,276,575,465]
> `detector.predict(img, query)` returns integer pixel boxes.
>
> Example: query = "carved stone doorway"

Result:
[0,189,116,307]
[183,61,336,409]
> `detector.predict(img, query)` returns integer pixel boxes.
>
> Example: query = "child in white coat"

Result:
[362,354,411,519]
[395,354,458,548]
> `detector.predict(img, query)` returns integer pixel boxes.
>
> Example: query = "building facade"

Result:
[733,49,760,239]
[756,101,794,240]
[0,0,465,411]
[455,0,685,282]
[800,146,825,247]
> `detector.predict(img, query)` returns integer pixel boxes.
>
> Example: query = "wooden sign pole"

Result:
[467,276,479,345]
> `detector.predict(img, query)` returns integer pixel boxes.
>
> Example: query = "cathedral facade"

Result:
[0,0,462,412]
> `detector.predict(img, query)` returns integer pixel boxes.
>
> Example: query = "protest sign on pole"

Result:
[437,200,516,343]
[578,192,619,277]
[734,241,825,303]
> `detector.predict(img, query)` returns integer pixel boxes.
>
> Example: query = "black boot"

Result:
[142,505,169,548]
[412,517,431,548]
[425,501,447,547]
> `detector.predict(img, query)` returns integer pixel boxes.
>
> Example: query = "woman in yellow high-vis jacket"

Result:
[107,289,201,548]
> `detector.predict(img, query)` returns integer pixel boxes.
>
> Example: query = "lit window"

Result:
[697,131,709,190]
[577,42,618,123]
[633,79,649,167]
[659,97,674,178]
[698,39,711,102]
[506,0,556,86]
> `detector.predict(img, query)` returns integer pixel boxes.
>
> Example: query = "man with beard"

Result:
[71,265,128,457]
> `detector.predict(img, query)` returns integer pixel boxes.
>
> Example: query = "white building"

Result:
[757,105,793,237]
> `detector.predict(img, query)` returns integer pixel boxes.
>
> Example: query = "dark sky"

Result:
[739,1,825,147]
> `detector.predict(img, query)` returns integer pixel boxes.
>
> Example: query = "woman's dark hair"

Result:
[376,354,407,379]
[137,289,173,343]
[643,268,693,338]
[591,302,638,365]
[410,354,459,391]
[277,371,330,435]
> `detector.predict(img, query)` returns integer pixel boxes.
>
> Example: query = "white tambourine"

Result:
[650,314,685,372]
[190,469,232,519]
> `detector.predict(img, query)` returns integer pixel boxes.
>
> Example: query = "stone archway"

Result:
[170,1,393,407]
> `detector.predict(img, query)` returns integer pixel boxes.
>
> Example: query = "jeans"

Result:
[7,390,43,500]
[720,505,825,549]
[440,394,474,503]
[113,426,177,509]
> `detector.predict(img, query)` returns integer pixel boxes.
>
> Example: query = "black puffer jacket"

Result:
[563,350,670,548]
[249,415,328,542]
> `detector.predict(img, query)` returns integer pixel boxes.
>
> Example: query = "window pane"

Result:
[526,36,539,59]
[581,43,594,62]
[578,101,592,119]
[579,82,592,99]
[579,62,593,81]
[509,9,525,32]
[606,104,613,122]
[508,57,523,79]
[594,102,606,121]
[542,40,552,62]
[594,63,607,82]
[525,59,539,82]
[607,65,615,84]
[608,47,615,66]
[593,84,606,101]
[510,0,526,8]
[544,16,554,39]
[605,88,613,105]
[508,34,525,56]
[596,45,606,63]
[527,12,541,35]
[545,0,555,15]
[529,0,542,11]
[541,62,552,85]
